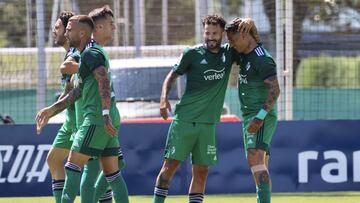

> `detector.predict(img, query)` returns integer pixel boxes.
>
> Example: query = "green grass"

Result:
[0,192,359,203]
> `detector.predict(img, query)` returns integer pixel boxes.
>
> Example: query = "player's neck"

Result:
[93,37,106,46]
[78,38,92,53]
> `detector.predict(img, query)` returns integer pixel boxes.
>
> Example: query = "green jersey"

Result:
[238,45,277,116]
[172,44,239,123]
[78,40,120,127]
[61,48,79,128]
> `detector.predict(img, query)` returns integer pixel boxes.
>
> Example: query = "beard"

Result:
[205,39,222,52]
[68,38,80,48]
[54,35,66,46]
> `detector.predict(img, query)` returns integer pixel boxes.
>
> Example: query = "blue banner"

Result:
[0,120,359,197]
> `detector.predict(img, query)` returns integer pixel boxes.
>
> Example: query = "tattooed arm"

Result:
[36,86,81,134]
[263,75,280,111]
[93,66,111,111]
[247,75,280,134]
[160,70,180,120]
[58,79,74,101]
[93,66,116,136]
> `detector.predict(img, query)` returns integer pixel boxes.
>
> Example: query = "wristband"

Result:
[255,109,268,120]
[102,109,110,116]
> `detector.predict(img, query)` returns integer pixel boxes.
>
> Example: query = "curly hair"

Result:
[58,11,75,30]
[202,14,226,29]
[88,5,114,23]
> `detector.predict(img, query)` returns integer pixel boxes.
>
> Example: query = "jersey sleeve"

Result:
[82,48,106,72]
[256,57,277,80]
[70,52,80,63]
[173,48,192,75]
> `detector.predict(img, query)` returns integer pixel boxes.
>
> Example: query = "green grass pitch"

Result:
[0,192,359,203]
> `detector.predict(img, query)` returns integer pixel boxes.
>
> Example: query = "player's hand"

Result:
[234,17,254,34]
[160,97,172,120]
[35,107,52,134]
[247,117,264,134]
[104,115,117,137]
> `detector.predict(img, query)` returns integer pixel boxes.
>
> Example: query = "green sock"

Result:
[153,195,166,203]
[52,179,64,203]
[98,189,113,203]
[153,187,168,203]
[62,162,82,203]
[53,190,63,203]
[80,159,100,203]
[105,170,129,203]
[256,183,271,203]
[94,159,126,202]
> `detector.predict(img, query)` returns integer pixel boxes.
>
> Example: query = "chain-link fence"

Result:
[0,0,359,124]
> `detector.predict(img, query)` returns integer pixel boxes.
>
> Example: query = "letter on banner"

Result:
[321,150,347,183]
[353,150,360,182]
[298,151,318,183]
[8,145,35,183]
[26,144,51,182]
[0,145,14,183]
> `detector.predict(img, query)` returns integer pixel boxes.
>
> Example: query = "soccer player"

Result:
[36,15,125,203]
[42,11,79,203]
[153,15,255,203]
[81,6,128,203]
[226,19,280,203]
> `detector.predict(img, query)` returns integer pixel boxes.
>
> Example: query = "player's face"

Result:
[227,31,247,53]
[203,24,223,51]
[65,21,80,48]
[102,15,116,42]
[95,15,116,45]
[52,19,67,46]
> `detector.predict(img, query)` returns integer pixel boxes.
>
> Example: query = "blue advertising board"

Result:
[0,120,359,197]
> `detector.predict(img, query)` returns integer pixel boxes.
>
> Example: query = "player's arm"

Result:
[263,76,280,112]
[35,86,81,134]
[93,66,116,136]
[248,56,279,133]
[58,78,74,101]
[60,57,78,75]
[160,70,180,120]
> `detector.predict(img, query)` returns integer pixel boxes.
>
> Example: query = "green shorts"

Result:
[243,113,277,157]
[164,120,218,166]
[71,124,119,157]
[52,122,75,149]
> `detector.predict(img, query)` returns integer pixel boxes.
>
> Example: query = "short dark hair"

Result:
[77,15,95,31]
[58,11,75,29]
[202,15,226,29]
[88,5,114,23]
[225,18,260,42]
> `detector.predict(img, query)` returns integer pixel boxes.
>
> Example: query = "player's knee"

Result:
[192,166,209,180]
[46,150,60,167]
[247,149,266,167]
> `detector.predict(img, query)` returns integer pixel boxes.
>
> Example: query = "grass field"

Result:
[1,192,359,203]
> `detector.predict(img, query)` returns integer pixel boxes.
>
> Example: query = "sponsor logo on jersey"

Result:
[203,68,225,81]
[239,74,248,84]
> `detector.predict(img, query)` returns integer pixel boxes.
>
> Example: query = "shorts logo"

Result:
[247,133,255,145]
[207,145,216,155]
[171,146,176,155]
